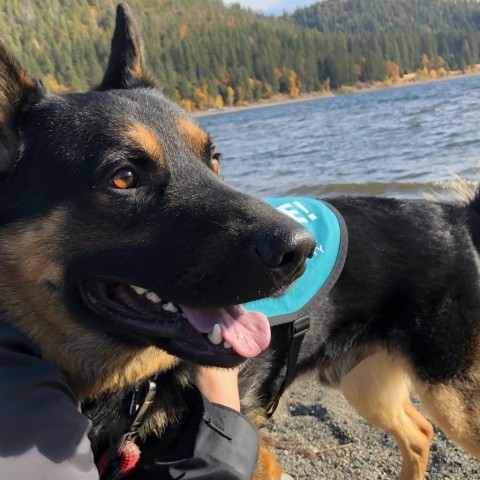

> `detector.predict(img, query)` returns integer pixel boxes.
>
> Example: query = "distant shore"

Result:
[193,91,335,117]
[193,68,480,118]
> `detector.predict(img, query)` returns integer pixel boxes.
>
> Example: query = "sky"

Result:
[223,0,317,14]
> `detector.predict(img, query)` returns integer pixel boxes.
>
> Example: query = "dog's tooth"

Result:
[223,340,232,349]
[131,285,147,295]
[163,302,178,313]
[207,324,223,345]
[145,291,162,304]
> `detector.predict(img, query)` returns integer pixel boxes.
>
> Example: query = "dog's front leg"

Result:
[251,439,283,480]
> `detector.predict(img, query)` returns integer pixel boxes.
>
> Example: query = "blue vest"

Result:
[243,197,348,326]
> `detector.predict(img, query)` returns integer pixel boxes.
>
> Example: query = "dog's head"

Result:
[0,4,315,398]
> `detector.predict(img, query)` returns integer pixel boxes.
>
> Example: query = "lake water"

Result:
[198,75,480,200]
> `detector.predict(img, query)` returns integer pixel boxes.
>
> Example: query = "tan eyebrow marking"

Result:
[124,123,165,162]
[177,117,209,156]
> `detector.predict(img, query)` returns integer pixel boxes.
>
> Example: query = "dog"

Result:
[0,3,316,478]
[3,3,480,480]
[83,7,480,480]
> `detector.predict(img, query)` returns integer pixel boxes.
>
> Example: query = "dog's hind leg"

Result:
[415,373,480,459]
[338,350,434,480]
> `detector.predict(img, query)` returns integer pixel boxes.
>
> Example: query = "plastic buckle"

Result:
[292,316,310,337]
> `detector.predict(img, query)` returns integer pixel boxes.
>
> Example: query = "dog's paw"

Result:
[251,446,283,480]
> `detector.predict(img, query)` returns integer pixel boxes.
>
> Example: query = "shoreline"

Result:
[193,91,335,117]
[193,69,480,118]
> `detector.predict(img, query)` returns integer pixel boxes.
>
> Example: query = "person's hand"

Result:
[195,366,241,412]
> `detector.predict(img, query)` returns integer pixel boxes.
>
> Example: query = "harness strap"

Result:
[266,316,310,418]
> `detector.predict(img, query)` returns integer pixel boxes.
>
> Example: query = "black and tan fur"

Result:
[3,4,480,480]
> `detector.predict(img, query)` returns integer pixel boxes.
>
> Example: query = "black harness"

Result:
[265,315,311,418]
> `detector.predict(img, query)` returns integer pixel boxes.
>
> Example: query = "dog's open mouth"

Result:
[81,279,271,366]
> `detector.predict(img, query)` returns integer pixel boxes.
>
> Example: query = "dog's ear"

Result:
[97,3,155,91]
[0,42,43,174]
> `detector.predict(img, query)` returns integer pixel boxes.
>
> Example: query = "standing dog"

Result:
[240,193,480,479]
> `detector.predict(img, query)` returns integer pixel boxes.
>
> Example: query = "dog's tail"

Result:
[446,174,480,214]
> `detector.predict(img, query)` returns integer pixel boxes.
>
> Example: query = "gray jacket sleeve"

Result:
[0,324,260,480]
[0,324,99,480]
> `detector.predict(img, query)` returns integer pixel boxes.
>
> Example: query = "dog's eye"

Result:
[211,153,220,175]
[112,169,139,189]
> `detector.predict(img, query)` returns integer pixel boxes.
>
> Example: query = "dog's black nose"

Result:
[254,226,316,279]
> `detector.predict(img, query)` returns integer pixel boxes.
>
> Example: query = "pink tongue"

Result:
[179,304,271,358]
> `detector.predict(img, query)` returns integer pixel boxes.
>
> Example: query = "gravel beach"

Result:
[264,379,480,479]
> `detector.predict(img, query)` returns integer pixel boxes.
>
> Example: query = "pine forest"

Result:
[2,0,480,110]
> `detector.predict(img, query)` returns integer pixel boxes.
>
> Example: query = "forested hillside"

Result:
[287,0,480,88]
[1,0,480,110]
[289,0,480,33]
